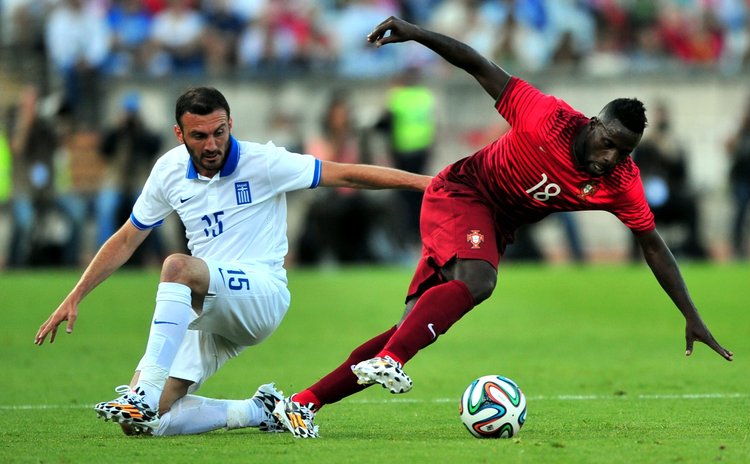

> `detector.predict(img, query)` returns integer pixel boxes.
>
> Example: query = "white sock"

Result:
[154,395,264,436]
[136,282,193,407]
[227,398,266,430]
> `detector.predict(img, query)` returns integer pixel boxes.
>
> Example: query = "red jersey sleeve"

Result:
[495,77,560,131]
[607,165,656,234]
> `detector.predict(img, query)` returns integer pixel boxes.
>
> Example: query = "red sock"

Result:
[291,390,320,408]
[297,325,397,410]
[379,280,474,365]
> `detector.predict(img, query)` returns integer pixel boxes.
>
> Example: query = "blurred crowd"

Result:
[3,0,749,149]
[0,86,171,268]
[3,0,750,85]
[1,0,750,269]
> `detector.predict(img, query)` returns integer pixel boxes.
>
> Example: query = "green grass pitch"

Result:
[3,262,749,463]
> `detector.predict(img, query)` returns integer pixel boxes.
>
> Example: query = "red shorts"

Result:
[406,176,503,298]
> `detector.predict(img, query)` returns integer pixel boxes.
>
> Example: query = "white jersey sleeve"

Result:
[265,142,322,193]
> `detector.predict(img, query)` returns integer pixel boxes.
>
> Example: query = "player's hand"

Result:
[367,16,419,47]
[35,299,79,346]
[685,317,733,361]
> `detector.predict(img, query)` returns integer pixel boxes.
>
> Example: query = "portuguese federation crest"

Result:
[577,180,600,200]
[467,230,484,249]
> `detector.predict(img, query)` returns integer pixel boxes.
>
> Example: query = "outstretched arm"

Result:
[367,16,511,100]
[35,221,150,345]
[319,160,432,191]
[636,229,733,361]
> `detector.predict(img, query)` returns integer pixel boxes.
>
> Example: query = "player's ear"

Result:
[228,116,233,131]
[589,116,603,134]
[174,124,184,144]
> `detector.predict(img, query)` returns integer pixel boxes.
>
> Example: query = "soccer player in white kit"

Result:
[34,87,432,437]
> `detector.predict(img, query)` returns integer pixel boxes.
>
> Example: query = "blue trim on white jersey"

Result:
[310,159,322,188]
[130,213,164,230]
[220,136,240,176]
[185,136,240,179]
[186,156,198,179]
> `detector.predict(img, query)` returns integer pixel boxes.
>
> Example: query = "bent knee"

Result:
[465,277,496,304]
[452,260,497,304]
[160,254,199,284]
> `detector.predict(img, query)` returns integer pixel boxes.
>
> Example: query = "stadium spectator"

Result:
[725,96,750,260]
[227,0,268,23]
[631,101,708,260]
[148,0,206,76]
[104,0,155,76]
[3,0,54,84]
[546,0,596,71]
[55,126,107,266]
[373,66,437,252]
[4,85,69,267]
[629,21,671,73]
[97,91,165,266]
[44,0,111,128]
[201,0,245,75]
[2,85,105,268]
[428,0,501,63]
[656,4,723,68]
[34,86,431,438]
[714,0,749,75]
[330,0,401,78]
[143,0,168,15]
[273,17,733,438]
[497,0,552,73]
[296,91,384,265]
[582,12,630,77]
[236,0,326,73]
[503,212,587,263]
[398,0,441,25]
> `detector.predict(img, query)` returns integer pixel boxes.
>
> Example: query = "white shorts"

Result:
[168,258,290,390]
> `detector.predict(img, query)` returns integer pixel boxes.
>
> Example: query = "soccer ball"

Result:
[459,375,527,438]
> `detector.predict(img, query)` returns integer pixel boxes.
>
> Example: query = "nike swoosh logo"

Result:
[180,196,195,203]
[427,323,437,339]
[153,320,179,325]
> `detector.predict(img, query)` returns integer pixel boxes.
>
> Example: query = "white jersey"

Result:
[131,136,321,279]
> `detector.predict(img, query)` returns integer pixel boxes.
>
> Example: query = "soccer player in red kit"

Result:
[272,17,733,438]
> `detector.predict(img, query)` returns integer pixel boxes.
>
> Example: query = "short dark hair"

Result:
[604,98,648,134]
[175,87,230,127]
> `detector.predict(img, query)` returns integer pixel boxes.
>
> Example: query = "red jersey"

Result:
[441,77,655,244]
